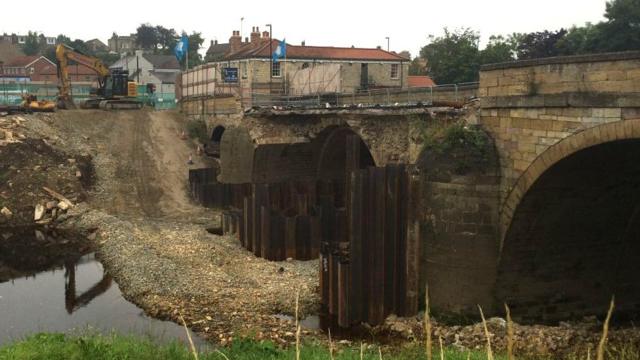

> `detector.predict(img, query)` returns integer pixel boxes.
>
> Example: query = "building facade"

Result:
[108,33,137,54]
[110,50,180,93]
[192,28,409,97]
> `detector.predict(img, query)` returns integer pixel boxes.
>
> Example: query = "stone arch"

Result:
[497,119,640,322]
[500,119,640,248]
[211,125,225,142]
[316,126,376,182]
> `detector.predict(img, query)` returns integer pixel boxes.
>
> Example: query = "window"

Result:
[390,63,399,79]
[271,62,281,77]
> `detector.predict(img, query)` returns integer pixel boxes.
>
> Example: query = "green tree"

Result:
[136,24,158,50]
[22,31,41,56]
[419,28,480,84]
[555,24,601,55]
[156,26,178,53]
[478,35,516,64]
[516,29,567,59]
[182,31,204,67]
[408,57,428,76]
[594,0,640,51]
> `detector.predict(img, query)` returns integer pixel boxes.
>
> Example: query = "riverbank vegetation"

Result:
[0,333,499,360]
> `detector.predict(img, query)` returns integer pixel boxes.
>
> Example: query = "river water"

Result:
[0,228,205,347]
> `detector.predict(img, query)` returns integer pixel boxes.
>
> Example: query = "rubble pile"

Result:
[0,115,92,226]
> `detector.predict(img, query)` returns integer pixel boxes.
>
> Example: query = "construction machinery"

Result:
[55,44,142,110]
[21,94,56,112]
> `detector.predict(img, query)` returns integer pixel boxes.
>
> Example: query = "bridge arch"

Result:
[497,119,640,322]
[316,126,376,181]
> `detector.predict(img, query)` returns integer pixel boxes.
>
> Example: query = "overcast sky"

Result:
[1,0,609,57]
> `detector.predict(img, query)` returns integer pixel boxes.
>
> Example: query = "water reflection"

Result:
[0,228,205,347]
[64,260,113,314]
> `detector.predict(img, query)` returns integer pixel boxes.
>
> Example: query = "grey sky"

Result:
[1,0,608,57]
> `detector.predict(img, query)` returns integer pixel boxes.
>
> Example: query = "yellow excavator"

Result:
[56,44,142,110]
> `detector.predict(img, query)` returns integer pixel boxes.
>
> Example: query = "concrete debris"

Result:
[34,204,45,221]
[57,201,70,211]
[1,207,12,218]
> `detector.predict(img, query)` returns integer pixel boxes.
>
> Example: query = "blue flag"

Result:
[272,39,286,63]
[174,35,189,61]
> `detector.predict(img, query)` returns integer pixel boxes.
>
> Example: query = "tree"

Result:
[419,28,481,84]
[554,24,601,55]
[408,57,428,76]
[156,26,178,53]
[593,0,640,52]
[22,31,41,56]
[182,31,204,67]
[136,24,158,50]
[516,29,568,60]
[478,35,517,64]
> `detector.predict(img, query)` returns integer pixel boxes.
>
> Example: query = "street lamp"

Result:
[385,37,390,52]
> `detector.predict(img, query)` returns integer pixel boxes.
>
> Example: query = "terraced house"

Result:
[186,27,409,98]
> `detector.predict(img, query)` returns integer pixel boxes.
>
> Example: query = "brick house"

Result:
[86,39,109,53]
[209,28,409,95]
[38,63,101,84]
[0,56,55,81]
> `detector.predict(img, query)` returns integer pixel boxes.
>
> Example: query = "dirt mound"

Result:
[0,137,90,226]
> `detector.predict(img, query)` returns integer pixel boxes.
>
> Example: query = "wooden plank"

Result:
[405,167,421,315]
[296,215,311,260]
[395,166,408,315]
[365,166,376,325]
[285,216,297,259]
[338,260,351,328]
[270,211,286,261]
[261,206,271,260]
[348,170,364,324]
[309,210,322,259]
[319,248,330,321]
[371,167,386,325]
[243,196,253,251]
[384,165,399,314]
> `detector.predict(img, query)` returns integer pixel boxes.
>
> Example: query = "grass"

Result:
[0,334,503,360]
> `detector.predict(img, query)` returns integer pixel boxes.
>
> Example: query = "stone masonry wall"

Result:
[478,52,640,238]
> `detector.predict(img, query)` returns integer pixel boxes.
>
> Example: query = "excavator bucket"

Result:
[57,96,76,110]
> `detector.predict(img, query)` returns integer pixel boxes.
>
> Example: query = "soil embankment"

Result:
[1,110,319,346]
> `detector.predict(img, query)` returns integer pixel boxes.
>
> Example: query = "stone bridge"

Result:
[199,51,640,322]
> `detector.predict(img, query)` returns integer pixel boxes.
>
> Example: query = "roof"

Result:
[150,70,178,84]
[4,55,40,67]
[142,54,180,70]
[40,63,100,76]
[206,42,229,61]
[225,40,409,62]
[0,40,25,64]
[408,75,436,88]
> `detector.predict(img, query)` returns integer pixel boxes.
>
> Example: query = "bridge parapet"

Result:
[478,51,640,239]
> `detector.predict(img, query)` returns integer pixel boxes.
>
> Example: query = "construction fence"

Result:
[0,80,177,110]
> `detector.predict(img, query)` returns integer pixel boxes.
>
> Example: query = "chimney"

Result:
[210,40,214,47]
[376,45,381,49]
[214,40,218,45]
[262,31,270,41]
[250,27,261,44]
[301,41,305,46]
[245,37,249,43]
[229,30,241,53]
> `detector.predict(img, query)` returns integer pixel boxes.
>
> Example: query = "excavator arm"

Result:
[56,44,111,109]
